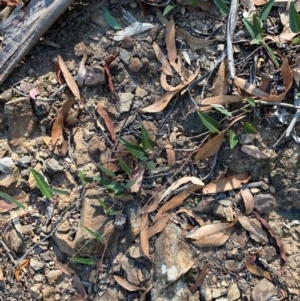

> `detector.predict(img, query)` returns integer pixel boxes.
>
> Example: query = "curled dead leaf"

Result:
[165,18,179,72]
[165,142,175,166]
[152,41,173,76]
[96,103,116,142]
[199,95,243,112]
[104,54,118,96]
[147,214,170,238]
[241,188,254,215]
[140,213,150,258]
[211,60,227,96]
[129,166,145,193]
[114,275,142,291]
[246,262,271,280]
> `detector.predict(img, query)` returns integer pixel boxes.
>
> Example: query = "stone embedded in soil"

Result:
[227,283,240,301]
[120,254,140,285]
[119,48,131,64]
[30,258,45,271]
[85,66,106,86]
[124,201,141,244]
[135,86,148,98]
[73,130,91,166]
[45,270,62,284]
[43,158,64,176]
[42,286,57,301]
[239,133,256,144]
[0,88,12,103]
[0,157,20,187]
[129,57,143,72]
[251,278,276,301]
[88,136,106,159]
[4,224,25,253]
[140,57,149,72]
[4,97,36,146]
[254,193,276,215]
[121,36,134,49]
[118,92,134,113]
[53,231,75,256]
[241,145,277,159]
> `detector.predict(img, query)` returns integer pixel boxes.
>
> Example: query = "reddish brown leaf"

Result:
[140,194,159,214]
[73,273,88,300]
[253,211,287,263]
[55,60,65,85]
[177,208,205,226]
[147,214,170,238]
[114,275,142,291]
[235,77,270,98]
[57,55,81,101]
[152,42,173,76]
[14,259,30,281]
[165,142,175,166]
[203,173,250,194]
[165,18,178,72]
[129,166,145,193]
[211,60,227,96]
[160,73,182,91]
[241,188,254,215]
[190,263,207,294]
[246,262,271,280]
[104,54,118,96]
[140,213,149,258]
[96,103,116,142]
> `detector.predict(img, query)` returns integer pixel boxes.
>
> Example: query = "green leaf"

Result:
[49,188,69,195]
[0,191,25,210]
[68,257,95,265]
[125,180,136,190]
[109,210,122,216]
[243,18,256,40]
[292,36,300,45]
[30,169,52,198]
[163,4,177,16]
[118,137,148,161]
[79,170,92,185]
[229,130,239,149]
[289,2,300,33]
[93,177,125,195]
[102,7,122,30]
[262,41,279,68]
[191,0,198,8]
[198,112,220,133]
[141,124,156,151]
[213,0,229,16]
[83,225,104,241]
[246,97,256,107]
[97,163,116,178]
[117,158,132,176]
[243,122,257,134]
[146,161,156,170]
[212,104,232,116]
[253,15,263,40]
[258,0,275,21]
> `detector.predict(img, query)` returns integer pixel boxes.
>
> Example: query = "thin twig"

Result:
[255,100,300,111]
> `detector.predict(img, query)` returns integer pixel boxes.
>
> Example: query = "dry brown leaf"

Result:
[51,99,74,146]
[292,56,300,86]
[176,27,216,51]
[152,42,173,76]
[57,55,81,101]
[238,215,268,243]
[114,112,137,133]
[141,66,200,113]
[147,214,170,238]
[140,213,150,258]
[241,188,254,215]
[203,173,250,194]
[253,211,287,263]
[55,60,65,85]
[165,142,175,166]
[235,77,270,97]
[246,262,271,280]
[69,297,85,301]
[199,95,243,112]
[249,0,266,5]
[104,54,118,96]
[140,194,159,214]
[160,73,183,91]
[114,275,142,291]
[0,267,5,289]
[130,166,145,193]
[97,103,116,142]
[52,257,75,275]
[190,227,234,247]
[161,176,204,201]
[73,274,88,299]
[154,184,202,223]
[211,60,227,96]
[177,208,205,226]
[194,131,226,161]
[165,18,179,72]
[14,259,30,281]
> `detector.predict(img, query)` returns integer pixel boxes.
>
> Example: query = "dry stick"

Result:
[255,100,300,111]
[286,90,300,137]
[227,0,239,79]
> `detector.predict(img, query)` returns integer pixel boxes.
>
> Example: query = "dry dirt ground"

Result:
[0,0,300,301]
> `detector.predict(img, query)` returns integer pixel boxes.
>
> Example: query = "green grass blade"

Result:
[97,163,116,178]
[243,122,257,134]
[262,41,279,68]
[258,0,275,21]
[49,188,69,195]
[198,112,220,133]
[229,130,239,149]
[212,104,232,116]
[30,169,52,198]
[163,4,177,16]
[246,97,256,107]
[289,2,300,33]
[118,137,148,161]
[117,158,132,176]
[0,191,25,209]
[243,18,256,40]
[213,0,229,16]
[102,7,122,30]
[253,16,263,40]
[141,124,156,151]
[83,225,103,241]
[68,257,95,265]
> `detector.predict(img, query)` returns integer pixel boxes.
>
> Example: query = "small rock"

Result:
[193,198,215,213]
[16,155,32,168]
[129,57,143,72]
[149,27,159,40]
[0,89,12,103]
[44,158,64,176]
[212,288,226,299]
[213,204,226,218]
[260,246,277,261]
[53,231,76,256]
[46,270,62,284]
[74,130,91,166]
[239,134,256,144]
[85,66,106,86]
[30,284,42,297]
[0,111,6,130]
[254,193,276,215]
[57,219,70,233]
[135,86,148,98]
[30,258,45,271]
[118,92,134,113]
[42,286,57,301]
[140,57,149,72]
[121,36,134,49]
[119,48,131,64]
[120,255,140,285]
[251,278,276,301]
[224,260,236,271]
[201,287,213,301]
[241,145,277,159]
[88,136,105,159]
[34,101,50,117]
[128,244,144,259]
[4,225,25,253]
[227,283,240,301]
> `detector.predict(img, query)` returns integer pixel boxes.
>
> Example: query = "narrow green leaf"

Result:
[289,2,300,33]
[243,18,256,40]
[93,176,125,194]
[243,122,257,134]
[30,169,52,198]
[68,257,95,265]
[229,130,239,149]
[0,191,25,209]
[191,0,198,8]
[262,41,279,68]
[118,137,148,161]
[117,158,132,176]
[292,36,300,45]
[141,124,156,151]
[212,104,232,116]
[49,188,69,195]
[146,161,156,170]
[213,0,229,16]
[109,210,122,216]
[163,4,177,16]
[83,225,104,241]
[198,112,220,133]
[97,163,116,178]
[125,180,136,190]
[98,199,110,214]
[246,97,256,107]
[259,0,275,21]
[79,170,92,185]
[102,7,122,30]
[253,16,263,40]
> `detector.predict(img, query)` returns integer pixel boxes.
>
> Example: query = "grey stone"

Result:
[254,193,276,215]
[0,89,12,103]
[119,48,131,64]
[4,225,25,253]
[227,283,240,301]
[34,101,50,117]
[135,86,148,98]
[0,157,15,173]
[46,270,62,284]
[118,92,134,113]
[16,155,32,167]
[239,133,256,144]
[85,66,106,86]
[200,287,213,301]
[30,258,45,271]
[43,158,64,176]
[251,278,276,301]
